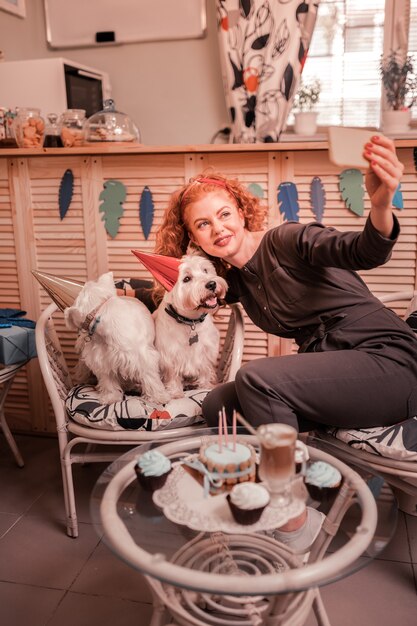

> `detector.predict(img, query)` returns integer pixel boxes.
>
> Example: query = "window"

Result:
[297,0,386,128]
[407,0,417,119]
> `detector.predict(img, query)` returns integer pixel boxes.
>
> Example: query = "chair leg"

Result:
[61,455,79,537]
[312,590,331,626]
[391,487,417,516]
[0,377,24,468]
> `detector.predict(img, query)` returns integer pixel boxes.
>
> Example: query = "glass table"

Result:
[90,429,397,626]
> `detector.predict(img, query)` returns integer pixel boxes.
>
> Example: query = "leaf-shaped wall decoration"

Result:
[392,183,404,210]
[58,169,74,220]
[339,169,364,217]
[98,179,126,238]
[310,176,326,223]
[277,182,300,222]
[247,182,264,198]
[139,186,154,240]
[413,147,417,172]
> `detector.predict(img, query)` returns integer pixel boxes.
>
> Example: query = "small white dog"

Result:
[64,272,170,405]
[153,254,228,398]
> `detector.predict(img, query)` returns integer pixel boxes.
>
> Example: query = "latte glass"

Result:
[257,423,297,506]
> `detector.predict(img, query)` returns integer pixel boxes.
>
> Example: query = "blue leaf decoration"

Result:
[98,179,126,238]
[248,182,264,199]
[339,169,364,217]
[139,186,154,240]
[392,183,404,210]
[58,169,74,220]
[277,182,300,222]
[310,176,326,222]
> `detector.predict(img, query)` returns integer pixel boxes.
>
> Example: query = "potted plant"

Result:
[380,50,417,134]
[292,78,321,136]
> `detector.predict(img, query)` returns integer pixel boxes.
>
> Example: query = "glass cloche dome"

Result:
[85,99,141,142]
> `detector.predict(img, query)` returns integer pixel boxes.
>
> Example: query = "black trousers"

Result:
[203,348,417,432]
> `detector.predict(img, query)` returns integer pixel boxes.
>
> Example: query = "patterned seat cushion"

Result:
[65,384,208,431]
[327,417,417,461]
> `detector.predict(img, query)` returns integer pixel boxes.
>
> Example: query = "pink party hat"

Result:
[131,250,181,291]
[32,271,84,311]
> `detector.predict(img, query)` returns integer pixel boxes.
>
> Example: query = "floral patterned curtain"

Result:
[217,0,320,143]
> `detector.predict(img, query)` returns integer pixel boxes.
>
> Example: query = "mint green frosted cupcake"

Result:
[305,461,342,503]
[135,450,172,492]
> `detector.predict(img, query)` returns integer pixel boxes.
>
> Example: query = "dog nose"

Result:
[206,281,217,292]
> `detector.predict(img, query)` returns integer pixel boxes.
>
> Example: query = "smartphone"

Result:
[328,126,382,169]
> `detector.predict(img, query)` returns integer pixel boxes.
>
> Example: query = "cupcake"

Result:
[304,461,342,503]
[227,482,270,525]
[135,450,172,492]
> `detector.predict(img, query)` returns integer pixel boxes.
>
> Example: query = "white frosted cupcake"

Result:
[305,461,342,503]
[135,450,172,492]
[227,482,270,525]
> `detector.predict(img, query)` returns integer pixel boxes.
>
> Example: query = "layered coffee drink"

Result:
[257,423,297,505]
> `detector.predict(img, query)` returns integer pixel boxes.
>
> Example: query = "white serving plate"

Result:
[152,462,305,534]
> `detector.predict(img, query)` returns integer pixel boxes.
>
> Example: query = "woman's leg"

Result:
[202,382,242,427]
[204,350,417,431]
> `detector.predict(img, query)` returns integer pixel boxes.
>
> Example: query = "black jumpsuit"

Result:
[202,216,417,432]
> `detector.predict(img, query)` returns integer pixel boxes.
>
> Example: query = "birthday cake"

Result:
[199,439,257,493]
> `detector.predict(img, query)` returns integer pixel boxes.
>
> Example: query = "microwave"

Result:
[0,57,112,118]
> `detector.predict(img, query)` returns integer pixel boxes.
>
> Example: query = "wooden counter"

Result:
[1,140,416,433]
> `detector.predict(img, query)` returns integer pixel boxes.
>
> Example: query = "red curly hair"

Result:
[154,171,268,277]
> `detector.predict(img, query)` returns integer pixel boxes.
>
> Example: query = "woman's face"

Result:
[184,191,246,261]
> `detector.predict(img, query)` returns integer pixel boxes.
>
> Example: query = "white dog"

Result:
[64,272,170,405]
[153,254,228,398]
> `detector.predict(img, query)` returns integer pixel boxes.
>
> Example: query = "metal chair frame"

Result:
[36,301,245,537]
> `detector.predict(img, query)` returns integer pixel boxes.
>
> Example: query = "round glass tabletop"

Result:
[90,428,397,597]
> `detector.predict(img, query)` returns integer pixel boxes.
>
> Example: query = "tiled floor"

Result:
[1,433,416,626]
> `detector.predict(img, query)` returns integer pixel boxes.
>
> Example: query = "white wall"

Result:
[0,0,229,145]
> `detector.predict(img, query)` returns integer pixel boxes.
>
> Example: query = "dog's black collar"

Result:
[164,304,207,329]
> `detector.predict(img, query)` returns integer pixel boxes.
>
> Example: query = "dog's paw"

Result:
[98,389,124,404]
[165,381,185,399]
[151,390,172,405]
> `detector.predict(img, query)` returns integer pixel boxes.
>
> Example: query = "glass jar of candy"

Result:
[43,113,64,148]
[60,109,86,147]
[13,107,45,148]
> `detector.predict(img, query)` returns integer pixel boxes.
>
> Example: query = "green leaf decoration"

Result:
[98,179,126,238]
[339,169,364,217]
[248,182,264,198]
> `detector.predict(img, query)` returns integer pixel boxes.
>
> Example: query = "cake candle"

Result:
[222,406,229,447]
[218,409,223,452]
[232,410,237,451]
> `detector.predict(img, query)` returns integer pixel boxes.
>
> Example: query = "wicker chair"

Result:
[36,300,244,537]
[316,290,417,516]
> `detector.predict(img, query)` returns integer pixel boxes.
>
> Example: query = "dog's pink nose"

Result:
[206,281,217,292]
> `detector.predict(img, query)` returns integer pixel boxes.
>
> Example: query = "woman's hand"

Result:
[363,134,404,237]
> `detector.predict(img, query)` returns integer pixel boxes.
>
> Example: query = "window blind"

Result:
[292,0,385,128]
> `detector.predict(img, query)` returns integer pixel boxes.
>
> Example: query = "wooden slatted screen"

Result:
[1,145,416,432]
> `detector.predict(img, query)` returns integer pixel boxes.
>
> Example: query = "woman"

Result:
[154,135,417,433]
